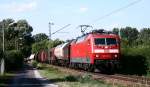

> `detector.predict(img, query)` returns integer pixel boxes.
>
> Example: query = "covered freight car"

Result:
[37,50,48,63]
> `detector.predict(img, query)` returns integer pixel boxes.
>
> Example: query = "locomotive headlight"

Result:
[95,54,99,58]
[114,54,118,58]
[105,46,108,49]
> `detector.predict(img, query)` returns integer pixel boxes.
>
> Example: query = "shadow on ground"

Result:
[6,76,77,87]
[0,75,15,87]
[50,75,78,83]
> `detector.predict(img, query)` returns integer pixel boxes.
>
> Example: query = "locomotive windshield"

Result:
[94,38,117,45]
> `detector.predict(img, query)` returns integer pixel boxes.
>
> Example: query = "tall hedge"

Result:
[5,50,23,71]
[120,47,149,75]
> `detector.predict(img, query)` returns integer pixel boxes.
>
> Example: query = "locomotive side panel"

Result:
[70,35,93,64]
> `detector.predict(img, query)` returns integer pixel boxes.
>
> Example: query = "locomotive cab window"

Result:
[94,38,105,45]
[106,38,117,45]
[94,38,117,45]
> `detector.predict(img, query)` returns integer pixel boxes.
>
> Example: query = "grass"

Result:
[0,72,16,87]
[38,64,113,87]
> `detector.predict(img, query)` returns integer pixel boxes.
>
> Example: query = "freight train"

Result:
[36,29,121,73]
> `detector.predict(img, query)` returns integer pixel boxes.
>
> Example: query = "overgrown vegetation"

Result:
[119,47,149,75]
[32,39,64,53]
[31,60,38,68]
[0,19,34,58]
[31,60,47,70]
[0,18,34,72]
[112,27,150,75]
[5,50,23,71]
[0,18,64,76]
[39,64,111,87]
[113,27,150,47]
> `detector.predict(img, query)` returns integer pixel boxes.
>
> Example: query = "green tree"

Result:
[52,39,64,47]
[5,50,23,70]
[138,28,150,46]
[112,28,119,35]
[12,20,34,57]
[0,19,34,57]
[32,40,49,53]
[0,18,34,71]
[33,33,48,43]
[0,19,14,50]
[32,38,64,53]
[120,27,139,46]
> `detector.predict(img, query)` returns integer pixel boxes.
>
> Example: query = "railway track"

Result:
[92,73,150,87]
[110,74,150,84]
[47,64,150,87]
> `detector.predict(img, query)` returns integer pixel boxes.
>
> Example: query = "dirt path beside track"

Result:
[9,64,58,87]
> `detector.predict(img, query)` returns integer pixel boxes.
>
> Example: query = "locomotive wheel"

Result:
[69,63,74,69]
[83,64,88,71]
[83,64,94,72]
[74,63,78,69]
[65,60,70,68]
[102,64,115,74]
[97,65,108,74]
[107,62,115,74]
[87,64,95,72]
[69,63,72,68]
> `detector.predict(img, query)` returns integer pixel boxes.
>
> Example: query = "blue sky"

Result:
[0,0,149,40]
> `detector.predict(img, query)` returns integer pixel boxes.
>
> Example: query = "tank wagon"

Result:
[53,42,70,66]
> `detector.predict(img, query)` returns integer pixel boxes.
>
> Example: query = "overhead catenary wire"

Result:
[89,0,143,24]
[73,0,143,37]
[51,24,71,35]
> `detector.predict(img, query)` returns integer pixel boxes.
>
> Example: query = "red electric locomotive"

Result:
[70,30,121,72]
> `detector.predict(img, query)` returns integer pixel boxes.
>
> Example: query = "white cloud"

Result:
[0,1,37,13]
[79,7,88,12]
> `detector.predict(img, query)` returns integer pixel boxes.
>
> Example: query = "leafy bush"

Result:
[5,50,23,71]
[32,40,49,53]
[64,75,78,82]
[31,60,38,68]
[120,54,148,75]
[120,47,149,75]
[79,74,92,83]
[36,63,47,69]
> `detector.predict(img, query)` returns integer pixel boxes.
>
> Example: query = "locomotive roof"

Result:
[55,42,70,48]
[77,29,119,39]
[62,29,120,45]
